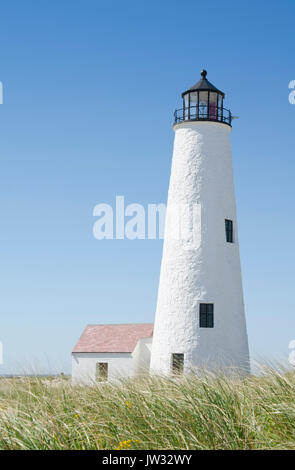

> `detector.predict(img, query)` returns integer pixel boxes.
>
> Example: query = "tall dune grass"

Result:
[1,368,295,449]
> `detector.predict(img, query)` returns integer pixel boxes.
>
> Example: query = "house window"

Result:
[225,219,233,243]
[96,362,108,382]
[171,353,184,374]
[199,303,214,328]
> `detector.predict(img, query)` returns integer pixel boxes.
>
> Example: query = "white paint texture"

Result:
[132,337,153,375]
[150,121,250,375]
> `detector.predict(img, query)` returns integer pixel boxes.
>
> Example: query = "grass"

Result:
[1,368,295,449]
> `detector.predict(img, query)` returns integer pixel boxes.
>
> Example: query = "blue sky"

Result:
[0,0,294,373]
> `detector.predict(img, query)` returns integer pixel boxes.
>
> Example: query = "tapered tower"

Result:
[150,70,250,375]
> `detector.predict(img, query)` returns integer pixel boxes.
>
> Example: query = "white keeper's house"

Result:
[72,70,250,384]
[72,323,153,384]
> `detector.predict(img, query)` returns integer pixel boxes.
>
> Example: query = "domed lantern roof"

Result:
[174,70,231,126]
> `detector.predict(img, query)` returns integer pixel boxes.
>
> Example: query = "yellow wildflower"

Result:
[116,439,139,450]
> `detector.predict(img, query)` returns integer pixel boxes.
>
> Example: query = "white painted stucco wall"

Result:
[72,352,133,385]
[150,121,250,375]
[132,337,153,375]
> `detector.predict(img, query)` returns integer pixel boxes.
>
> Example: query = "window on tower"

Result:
[225,219,234,243]
[171,353,184,374]
[199,303,214,328]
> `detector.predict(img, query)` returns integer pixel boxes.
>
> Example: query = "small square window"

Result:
[225,219,233,243]
[171,353,184,374]
[199,303,214,328]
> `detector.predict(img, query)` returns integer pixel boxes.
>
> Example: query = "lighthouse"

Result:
[150,70,250,375]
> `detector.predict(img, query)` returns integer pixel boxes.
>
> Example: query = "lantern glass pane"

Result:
[184,94,189,119]
[199,91,208,118]
[209,92,217,104]
[189,92,198,119]
[209,92,217,120]
[184,94,189,107]
[217,94,223,119]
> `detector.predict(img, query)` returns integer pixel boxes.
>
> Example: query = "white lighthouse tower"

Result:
[150,70,250,375]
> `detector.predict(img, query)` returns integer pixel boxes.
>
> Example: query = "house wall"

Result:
[132,337,153,375]
[72,352,133,385]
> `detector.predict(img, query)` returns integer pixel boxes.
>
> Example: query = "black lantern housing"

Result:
[174,70,232,126]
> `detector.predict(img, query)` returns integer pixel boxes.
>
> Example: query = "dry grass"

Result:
[1,368,295,449]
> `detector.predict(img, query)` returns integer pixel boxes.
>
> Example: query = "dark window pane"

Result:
[207,304,213,314]
[225,219,233,243]
[200,303,207,314]
[200,312,207,327]
[199,303,214,328]
[207,312,214,328]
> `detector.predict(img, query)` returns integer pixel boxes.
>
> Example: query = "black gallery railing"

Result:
[174,105,232,126]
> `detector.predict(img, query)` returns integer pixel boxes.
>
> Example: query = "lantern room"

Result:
[174,70,232,126]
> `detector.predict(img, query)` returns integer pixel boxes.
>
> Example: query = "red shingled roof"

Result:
[72,323,154,353]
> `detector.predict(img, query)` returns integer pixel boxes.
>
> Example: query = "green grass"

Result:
[1,368,295,449]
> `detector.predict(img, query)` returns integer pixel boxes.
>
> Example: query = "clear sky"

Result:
[0,0,294,374]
